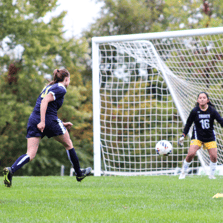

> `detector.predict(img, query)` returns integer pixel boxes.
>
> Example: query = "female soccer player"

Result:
[178,92,223,179]
[3,69,91,187]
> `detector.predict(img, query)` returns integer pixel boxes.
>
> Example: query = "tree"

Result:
[0,0,92,175]
[85,0,166,38]
[86,0,223,38]
[83,0,223,82]
[164,0,223,30]
[81,0,223,171]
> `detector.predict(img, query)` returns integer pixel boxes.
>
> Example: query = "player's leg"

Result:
[185,144,201,162]
[54,130,91,181]
[26,137,41,160]
[53,131,82,176]
[12,137,40,172]
[207,144,217,179]
[179,144,200,179]
[3,137,40,187]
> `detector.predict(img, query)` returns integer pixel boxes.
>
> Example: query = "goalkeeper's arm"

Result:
[178,108,196,146]
[178,133,186,147]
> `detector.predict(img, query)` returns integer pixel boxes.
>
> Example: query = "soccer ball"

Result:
[155,140,172,156]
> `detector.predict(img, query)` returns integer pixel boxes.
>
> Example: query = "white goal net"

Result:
[92,27,223,176]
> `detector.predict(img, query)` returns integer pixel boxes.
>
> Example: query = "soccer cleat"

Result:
[209,175,216,180]
[179,171,186,179]
[3,167,13,187]
[76,167,92,182]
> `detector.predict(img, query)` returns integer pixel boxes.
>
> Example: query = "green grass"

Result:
[1,175,223,223]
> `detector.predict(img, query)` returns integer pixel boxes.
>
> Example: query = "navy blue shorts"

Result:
[26,114,67,139]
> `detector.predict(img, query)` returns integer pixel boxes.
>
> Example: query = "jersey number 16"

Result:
[200,119,210,129]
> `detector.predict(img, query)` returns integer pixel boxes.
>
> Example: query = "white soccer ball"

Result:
[155,140,172,156]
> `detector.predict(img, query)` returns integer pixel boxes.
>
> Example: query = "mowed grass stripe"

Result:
[0,176,223,223]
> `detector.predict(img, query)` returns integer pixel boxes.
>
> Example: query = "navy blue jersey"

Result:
[183,105,223,142]
[32,83,67,119]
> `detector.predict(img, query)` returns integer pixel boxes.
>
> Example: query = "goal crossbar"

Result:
[92,27,223,43]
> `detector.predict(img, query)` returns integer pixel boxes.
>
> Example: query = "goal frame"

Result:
[92,27,223,176]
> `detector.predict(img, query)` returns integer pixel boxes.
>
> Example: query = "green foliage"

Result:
[86,0,223,39]
[164,0,223,30]
[86,0,166,37]
[83,0,223,172]
[1,176,223,222]
[0,0,92,175]
[2,0,223,176]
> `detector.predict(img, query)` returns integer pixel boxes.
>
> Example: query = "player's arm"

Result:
[213,109,223,127]
[37,93,54,132]
[63,122,73,130]
[178,109,196,146]
[183,110,195,136]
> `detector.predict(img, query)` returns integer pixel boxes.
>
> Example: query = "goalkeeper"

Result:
[178,92,223,179]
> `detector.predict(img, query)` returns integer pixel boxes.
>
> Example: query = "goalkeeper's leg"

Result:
[179,145,200,179]
[208,147,217,179]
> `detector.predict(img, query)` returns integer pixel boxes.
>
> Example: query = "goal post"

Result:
[92,27,223,176]
[92,40,101,176]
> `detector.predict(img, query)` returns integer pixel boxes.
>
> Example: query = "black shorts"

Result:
[26,114,66,139]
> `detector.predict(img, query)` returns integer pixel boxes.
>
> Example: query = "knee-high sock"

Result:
[210,161,217,176]
[66,148,82,176]
[182,159,192,173]
[11,154,30,174]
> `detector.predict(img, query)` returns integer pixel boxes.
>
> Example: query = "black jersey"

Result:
[183,105,223,142]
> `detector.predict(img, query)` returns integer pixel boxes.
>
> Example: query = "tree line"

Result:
[0,0,222,175]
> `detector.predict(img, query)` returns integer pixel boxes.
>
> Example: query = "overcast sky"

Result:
[46,0,104,38]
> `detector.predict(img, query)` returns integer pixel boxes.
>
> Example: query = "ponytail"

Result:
[48,69,70,86]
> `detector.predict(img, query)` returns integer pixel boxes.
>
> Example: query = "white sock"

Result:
[210,161,217,176]
[182,159,192,173]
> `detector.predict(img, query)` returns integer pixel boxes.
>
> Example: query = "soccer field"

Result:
[1,175,223,223]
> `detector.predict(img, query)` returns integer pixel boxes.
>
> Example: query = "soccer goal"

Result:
[92,27,223,176]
